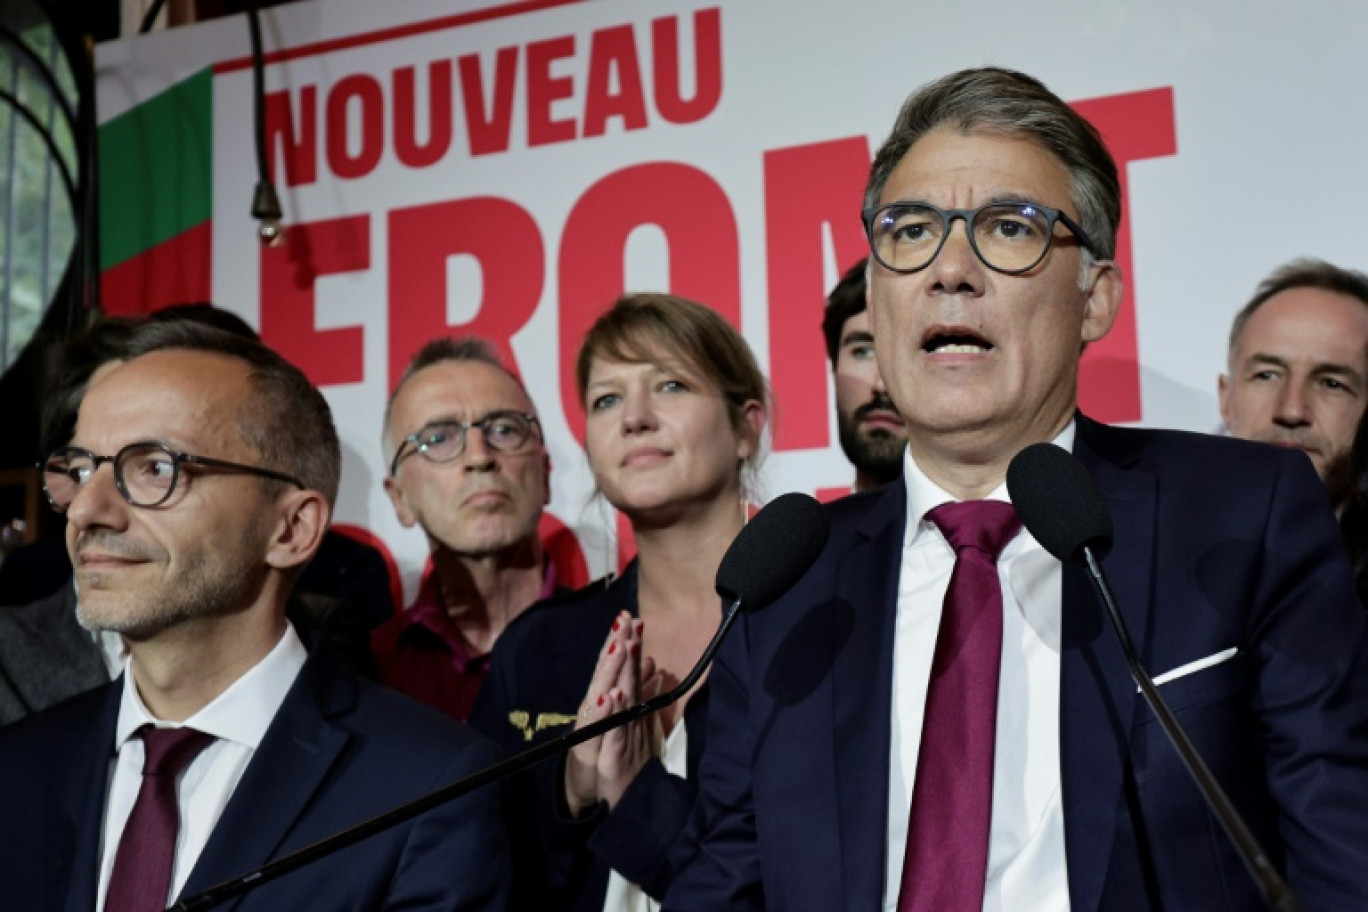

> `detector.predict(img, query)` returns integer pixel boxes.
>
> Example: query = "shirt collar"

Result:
[398,557,560,639]
[114,623,308,751]
[538,558,558,601]
[901,420,1077,545]
[391,574,470,661]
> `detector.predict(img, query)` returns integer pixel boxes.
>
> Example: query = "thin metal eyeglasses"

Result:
[40,442,305,513]
[861,200,1099,276]
[389,411,541,477]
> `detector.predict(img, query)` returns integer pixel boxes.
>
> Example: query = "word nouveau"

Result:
[265,8,723,186]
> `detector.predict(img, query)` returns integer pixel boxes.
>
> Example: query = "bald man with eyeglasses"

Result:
[0,321,509,912]
[373,337,565,722]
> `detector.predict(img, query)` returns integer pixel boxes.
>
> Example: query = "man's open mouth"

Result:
[922,328,993,354]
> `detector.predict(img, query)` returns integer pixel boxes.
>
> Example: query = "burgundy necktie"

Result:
[105,725,216,912]
[898,500,1021,912]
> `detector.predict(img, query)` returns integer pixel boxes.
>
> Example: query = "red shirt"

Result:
[370,563,558,721]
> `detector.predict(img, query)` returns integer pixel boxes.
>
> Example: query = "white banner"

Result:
[95,0,1368,598]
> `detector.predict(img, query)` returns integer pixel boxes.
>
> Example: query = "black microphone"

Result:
[169,492,830,912]
[1006,443,1302,912]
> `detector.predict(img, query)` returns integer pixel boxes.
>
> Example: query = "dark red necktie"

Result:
[105,725,216,912]
[898,500,1021,912]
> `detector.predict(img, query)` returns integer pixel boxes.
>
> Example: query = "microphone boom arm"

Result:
[1081,546,1302,912]
[169,595,747,912]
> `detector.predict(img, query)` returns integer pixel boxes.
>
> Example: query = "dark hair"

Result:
[575,293,769,461]
[39,305,262,454]
[1228,258,1368,354]
[39,317,139,454]
[383,336,529,448]
[821,258,869,367]
[149,302,259,340]
[120,320,340,507]
[865,67,1121,261]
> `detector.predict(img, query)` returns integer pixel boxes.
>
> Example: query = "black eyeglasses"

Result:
[41,442,305,513]
[389,411,541,476]
[861,201,1098,275]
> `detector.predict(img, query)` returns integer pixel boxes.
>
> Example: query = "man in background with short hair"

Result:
[1220,257,1368,508]
[373,336,559,721]
[822,257,908,491]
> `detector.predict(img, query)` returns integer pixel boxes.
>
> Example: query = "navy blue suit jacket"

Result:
[0,647,510,911]
[665,417,1368,911]
[471,562,708,911]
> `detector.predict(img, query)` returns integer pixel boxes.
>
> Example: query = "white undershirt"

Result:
[601,720,689,912]
[96,624,308,911]
[883,426,1072,912]
[95,629,128,679]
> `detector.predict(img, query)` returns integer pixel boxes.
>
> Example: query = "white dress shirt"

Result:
[96,624,308,911]
[883,425,1073,912]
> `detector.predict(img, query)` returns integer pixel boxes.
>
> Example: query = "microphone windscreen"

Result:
[715,492,830,611]
[1006,442,1114,563]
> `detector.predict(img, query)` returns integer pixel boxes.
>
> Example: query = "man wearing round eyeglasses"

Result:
[668,68,1368,912]
[373,336,557,722]
[0,321,509,910]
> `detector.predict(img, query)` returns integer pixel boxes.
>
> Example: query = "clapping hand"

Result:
[563,612,663,814]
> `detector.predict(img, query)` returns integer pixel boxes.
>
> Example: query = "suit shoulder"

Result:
[1089,421,1258,456]
[0,682,113,758]
[814,485,905,555]
[494,573,625,655]
[1085,421,1316,482]
[822,485,895,527]
[352,669,482,737]
[287,651,493,773]
[520,572,619,617]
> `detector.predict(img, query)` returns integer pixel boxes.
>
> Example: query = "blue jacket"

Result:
[665,416,1368,911]
[472,561,708,911]
[0,647,510,911]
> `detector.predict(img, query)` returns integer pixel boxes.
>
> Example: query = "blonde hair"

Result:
[576,293,769,464]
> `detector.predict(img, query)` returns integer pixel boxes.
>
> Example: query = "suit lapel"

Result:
[1061,417,1155,911]
[177,652,353,910]
[831,485,906,909]
[57,682,122,912]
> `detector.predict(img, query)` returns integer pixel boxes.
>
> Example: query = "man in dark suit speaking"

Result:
[665,68,1368,911]
[0,321,509,911]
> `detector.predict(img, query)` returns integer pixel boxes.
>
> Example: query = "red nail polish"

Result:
[608,642,617,655]
[612,619,620,632]
[631,643,640,656]
[597,694,604,706]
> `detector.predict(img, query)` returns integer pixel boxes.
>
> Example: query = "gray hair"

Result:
[121,320,341,507]
[1228,258,1368,353]
[865,67,1121,262]
[382,336,532,454]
